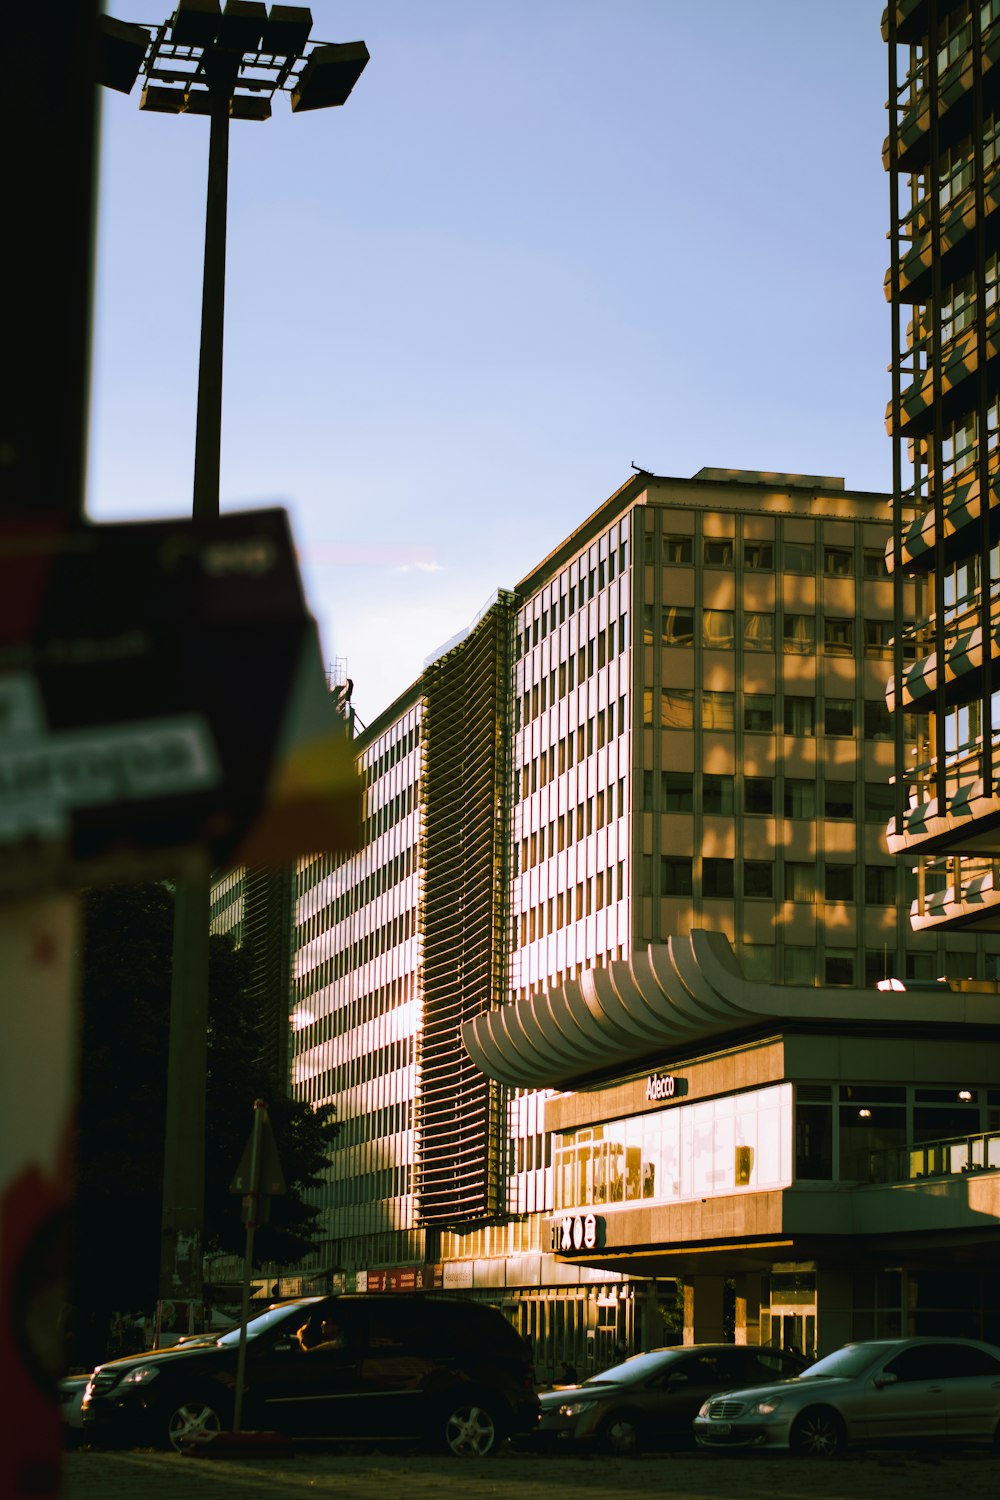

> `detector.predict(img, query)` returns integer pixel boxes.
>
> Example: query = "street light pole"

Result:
[98,3,370,1347]
[193,100,230,521]
[159,88,231,1348]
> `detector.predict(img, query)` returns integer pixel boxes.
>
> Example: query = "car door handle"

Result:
[926,1385,943,1393]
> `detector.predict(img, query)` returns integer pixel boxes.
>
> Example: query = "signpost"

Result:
[230,1101,285,1434]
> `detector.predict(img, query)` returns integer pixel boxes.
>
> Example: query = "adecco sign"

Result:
[645,1072,677,1101]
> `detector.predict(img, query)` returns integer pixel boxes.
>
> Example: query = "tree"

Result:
[71,883,337,1366]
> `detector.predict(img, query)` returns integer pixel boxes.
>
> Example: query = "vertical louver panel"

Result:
[242,865,295,1083]
[416,594,514,1225]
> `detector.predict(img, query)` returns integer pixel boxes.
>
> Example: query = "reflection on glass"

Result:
[553,1085,792,1211]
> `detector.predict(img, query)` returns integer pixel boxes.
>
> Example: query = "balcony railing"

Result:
[869,1129,1000,1184]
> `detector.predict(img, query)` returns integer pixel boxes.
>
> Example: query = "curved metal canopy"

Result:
[462,930,1000,1091]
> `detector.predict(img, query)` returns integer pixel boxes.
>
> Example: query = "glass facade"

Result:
[554,1085,793,1211]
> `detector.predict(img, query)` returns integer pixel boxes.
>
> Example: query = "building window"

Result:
[703,858,734,897]
[783,614,816,653]
[825,950,856,985]
[663,534,693,564]
[744,777,774,814]
[864,701,892,740]
[838,1087,905,1179]
[824,782,855,819]
[905,952,939,981]
[863,619,893,657]
[824,699,854,737]
[865,781,895,824]
[784,863,814,902]
[784,778,816,818]
[784,541,815,573]
[741,943,775,980]
[825,864,855,903]
[703,691,735,729]
[863,547,890,577]
[823,617,854,655]
[662,607,695,646]
[865,950,896,986]
[702,609,734,649]
[662,689,695,727]
[662,771,693,811]
[824,546,853,577]
[744,861,774,898]
[642,770,655,810]
[703,774,735,815]
[661,857,693,896]
[643,688,653,727]
[643,604,655,645]
[744,694,774,732]
[743,612,775,651]
[744,540,774,570]
[784,946,815,983]
[795,1086,833,1179]
[704,537,734,567]
[784,696,816,736]
[864,865,896,904]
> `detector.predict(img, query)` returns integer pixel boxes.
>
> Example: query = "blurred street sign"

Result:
[0,509,360,895]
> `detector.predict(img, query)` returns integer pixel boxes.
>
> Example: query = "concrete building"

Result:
[884,0,1000,931]
[280,466,1000,1365]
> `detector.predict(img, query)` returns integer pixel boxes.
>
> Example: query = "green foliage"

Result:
[71,882,335,1364]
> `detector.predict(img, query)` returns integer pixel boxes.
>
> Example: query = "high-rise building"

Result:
[884,0,1000,927]
[282,468,1000,1363]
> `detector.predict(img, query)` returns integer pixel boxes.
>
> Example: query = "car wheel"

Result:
[165,1395,228,1452]
[436,1394,504,1458]
[598,1409,644,1457]
[789,1407,845,1459]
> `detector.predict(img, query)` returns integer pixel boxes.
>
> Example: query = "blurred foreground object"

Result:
[0,508,360,897]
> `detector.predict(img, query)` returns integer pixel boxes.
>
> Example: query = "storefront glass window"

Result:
[553,1084,792,1212]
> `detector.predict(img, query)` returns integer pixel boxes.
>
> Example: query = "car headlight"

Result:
[118,1367,161,1387]
[558,1399,598,1418]
[697,1400,712,1417]
[753,1396,783,1415]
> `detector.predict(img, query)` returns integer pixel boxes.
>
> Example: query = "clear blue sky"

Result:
[89,1,890,726]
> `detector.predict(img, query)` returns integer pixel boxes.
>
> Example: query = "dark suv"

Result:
[81,1293,538,1456]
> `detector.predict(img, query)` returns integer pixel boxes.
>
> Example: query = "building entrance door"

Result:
[764,1272,817,1360]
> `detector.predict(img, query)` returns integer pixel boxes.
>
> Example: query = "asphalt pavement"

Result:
[63,1444,1000,1500]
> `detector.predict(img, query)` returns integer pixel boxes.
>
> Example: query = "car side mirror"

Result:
[873,1372,898,1389]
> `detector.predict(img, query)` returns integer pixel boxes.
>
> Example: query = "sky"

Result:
[88,0,892,727]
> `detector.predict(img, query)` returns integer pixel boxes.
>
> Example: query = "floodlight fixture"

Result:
[96,15,152,93]
[261,5,312,55]
[215,0,267,54]
[139,83,188,113]
[101,5,367,122]
[291,40,370,111]
[171,0,221,47]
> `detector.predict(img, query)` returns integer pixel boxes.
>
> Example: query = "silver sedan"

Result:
[693,1337,1000,1457]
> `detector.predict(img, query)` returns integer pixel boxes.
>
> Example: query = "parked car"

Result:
[59,1374,89,1446]
[527,1344,806,1455]
[81,1293,538,1456]
[694,1336,1000,1457]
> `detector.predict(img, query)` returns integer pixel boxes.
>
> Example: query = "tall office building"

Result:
[281,468,1000,1364]
[885,0,1000,925]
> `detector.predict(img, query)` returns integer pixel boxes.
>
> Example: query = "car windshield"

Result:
[800,1344,891,1380]
[216,1301,318,1347]
[582,1351,678,1386]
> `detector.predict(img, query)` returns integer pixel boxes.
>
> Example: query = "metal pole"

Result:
[193,100,230,521]
[233,1100,266,1433]
[158,98,230,1341]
